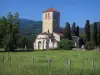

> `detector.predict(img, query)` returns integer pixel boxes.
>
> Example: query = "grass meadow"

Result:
[0,50,100,75]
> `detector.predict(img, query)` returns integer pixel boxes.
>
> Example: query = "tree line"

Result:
[62,20,100,50]
[0,12,100,51]
[63,22,79,40]
[60,22,80,50]
[84,20,100,49]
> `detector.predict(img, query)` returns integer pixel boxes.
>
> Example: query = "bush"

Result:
[59,39,74,50]
[97,44,100,49]
[84,42,95,50]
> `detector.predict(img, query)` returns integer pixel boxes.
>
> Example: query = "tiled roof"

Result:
[40,32,63,36]
[54,33,63,36]
[43,8,60,13]
[39,32,54,38]
[40,32,52,35]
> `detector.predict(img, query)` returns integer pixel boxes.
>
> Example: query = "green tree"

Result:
[85,20,91,42]
[63,22,72,40]
[17,36,26,50]
[59,39,74,50]
[72,22,76,36]
[76,26,79,37]
[97,27,100,47]
[0,16,7,47]
[92,22,98,46]
[3,12,19,51]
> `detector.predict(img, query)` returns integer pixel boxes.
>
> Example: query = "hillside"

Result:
[19,19,100,37]
[19,18,63,36]
[19,18,42,35]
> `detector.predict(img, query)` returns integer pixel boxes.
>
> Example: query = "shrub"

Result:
[59,39,74,50]
[97,44,100,48]
[84,42,95,50]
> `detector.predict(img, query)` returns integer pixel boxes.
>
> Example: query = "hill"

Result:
[19,18,42,35]
[18,18,63,36]
[19,19,100,37]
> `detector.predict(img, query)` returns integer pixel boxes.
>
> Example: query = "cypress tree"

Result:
[85,20,91,42]
[63,22,72,40]
[98,27,100,46]
[72,22,76,36]
[76,26,79,37]
[92,22,98,46]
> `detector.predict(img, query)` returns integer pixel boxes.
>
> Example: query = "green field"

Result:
[0,50,100,75]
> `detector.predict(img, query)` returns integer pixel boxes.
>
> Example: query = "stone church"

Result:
[34,8,79,50]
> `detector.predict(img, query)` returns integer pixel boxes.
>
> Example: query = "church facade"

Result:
[34,8,79,50]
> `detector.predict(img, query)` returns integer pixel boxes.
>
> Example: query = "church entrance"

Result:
[38,41,41,49]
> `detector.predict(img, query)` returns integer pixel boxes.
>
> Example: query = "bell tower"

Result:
[42,8,60,33]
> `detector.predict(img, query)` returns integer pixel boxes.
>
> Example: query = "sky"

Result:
[0,0,100,27]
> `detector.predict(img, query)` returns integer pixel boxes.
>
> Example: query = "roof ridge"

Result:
[43,8,59,13]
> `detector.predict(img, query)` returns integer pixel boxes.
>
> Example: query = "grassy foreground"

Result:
[0,50,100,75]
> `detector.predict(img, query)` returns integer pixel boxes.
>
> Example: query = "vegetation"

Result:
[0,16,6,48]
[78,37,84,47]
[92,22,98,46]
[84,21,100,49]
[63,22,72,40]
[62,20,100,50]
[0,13,35,51]
[71,22,79,37]
[84,42,95,50]
[0,12,19,51]
[76,26,79,37]
[97,27,100,47]
[0,50,100,75]
[59,39,74,50]
[85,20,91,42]
[72,22,76,36]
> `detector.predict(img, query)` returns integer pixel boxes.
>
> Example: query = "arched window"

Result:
[48,13,50,19]
[45,13,47,20]
[38,41,41,49]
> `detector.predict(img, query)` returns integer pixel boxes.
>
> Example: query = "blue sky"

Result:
[0,0,100,27]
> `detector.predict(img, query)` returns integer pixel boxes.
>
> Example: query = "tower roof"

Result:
[43,8,60,13]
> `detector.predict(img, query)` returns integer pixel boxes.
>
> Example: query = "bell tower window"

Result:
[45,13,47,20]
[48,13,50,19]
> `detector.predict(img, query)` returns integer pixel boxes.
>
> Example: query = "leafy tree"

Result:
[59,39,74,50]
[3,12,19,51]
[76,26,79,37]
[92,22,98,46]
[63,22,72,40]
[0,16,7,47]
[85,20,91,42]
[72,22,76,36]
